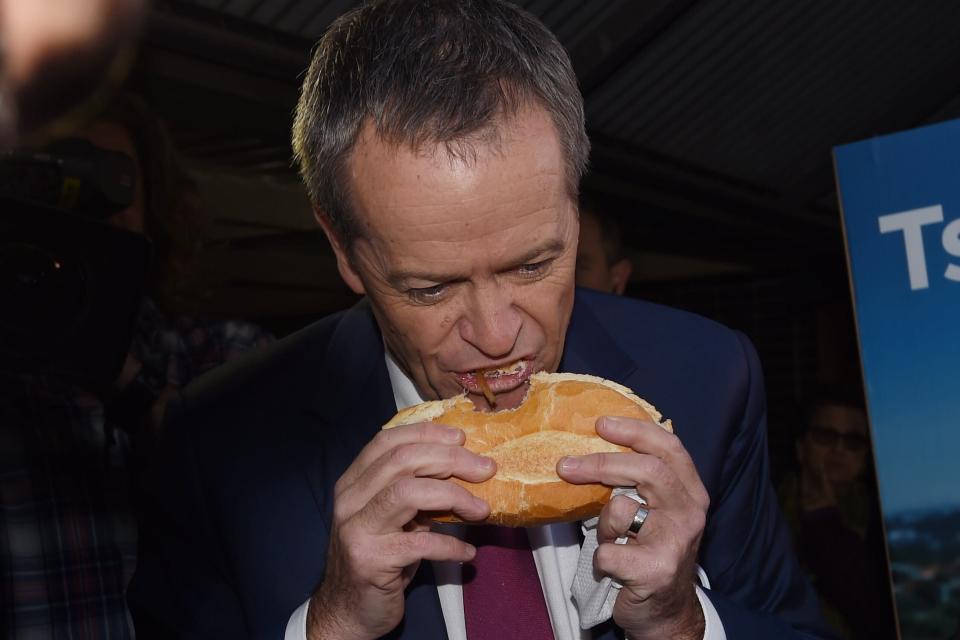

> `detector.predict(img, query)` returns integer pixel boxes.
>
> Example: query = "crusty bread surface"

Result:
[382,372,672,526]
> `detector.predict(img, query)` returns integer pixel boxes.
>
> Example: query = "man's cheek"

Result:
[436,311,457,331]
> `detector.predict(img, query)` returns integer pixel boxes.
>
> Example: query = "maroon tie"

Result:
[462,525,555,639]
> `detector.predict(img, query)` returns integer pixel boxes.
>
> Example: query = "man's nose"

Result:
[458,285,522,358]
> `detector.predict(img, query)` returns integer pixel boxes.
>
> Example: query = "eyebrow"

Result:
[387,238,566,287]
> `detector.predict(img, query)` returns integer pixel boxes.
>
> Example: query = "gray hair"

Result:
[292,0,590,246]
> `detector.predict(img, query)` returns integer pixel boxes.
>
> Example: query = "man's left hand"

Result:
[557,416,710,640]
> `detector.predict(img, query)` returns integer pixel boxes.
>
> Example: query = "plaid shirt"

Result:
[0,298,272,638]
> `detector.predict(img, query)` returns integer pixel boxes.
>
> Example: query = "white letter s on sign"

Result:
[943,218,960,283]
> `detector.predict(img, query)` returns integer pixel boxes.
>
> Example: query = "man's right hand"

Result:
[306,422,496,639]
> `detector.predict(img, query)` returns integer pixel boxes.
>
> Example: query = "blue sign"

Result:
[835,118,960,639]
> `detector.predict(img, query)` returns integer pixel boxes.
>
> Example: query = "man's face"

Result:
[800,403,869,487]
[575,212,612,291]
[576,211,632,295]
[324,106,578,411]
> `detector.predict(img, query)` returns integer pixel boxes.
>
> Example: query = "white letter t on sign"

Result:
[878,205,944,290]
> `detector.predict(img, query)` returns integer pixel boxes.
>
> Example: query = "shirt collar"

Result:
[385,349,426,411]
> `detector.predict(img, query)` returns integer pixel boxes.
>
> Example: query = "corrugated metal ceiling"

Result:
[136,0,960,274]
[586,0,960,201]
[185,0,635,44]
[152,0,960,202]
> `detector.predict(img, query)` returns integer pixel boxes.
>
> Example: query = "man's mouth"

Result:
[454,359,534,404]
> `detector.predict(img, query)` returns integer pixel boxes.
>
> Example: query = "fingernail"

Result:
[559,456,580,472]
[444,427,464,442]
[477,456,495,470]
[473,496,487,510]
[599,416,623,430]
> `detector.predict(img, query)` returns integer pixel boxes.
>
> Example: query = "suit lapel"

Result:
[561,294,636,384]
[299,299,397,528]
[298,299,448,639]
[305,297,395,427]
[384,561,448,640]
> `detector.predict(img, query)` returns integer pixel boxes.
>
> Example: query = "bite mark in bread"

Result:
[383,372,673,526]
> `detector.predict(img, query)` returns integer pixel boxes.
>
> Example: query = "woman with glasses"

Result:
[778,386,897,640]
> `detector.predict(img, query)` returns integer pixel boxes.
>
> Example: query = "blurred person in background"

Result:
[575,194,633,295]
[779,385,897,640]
[0,0,144,147]
[0,92,272,637]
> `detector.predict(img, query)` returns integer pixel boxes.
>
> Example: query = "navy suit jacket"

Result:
[128,290,837,639]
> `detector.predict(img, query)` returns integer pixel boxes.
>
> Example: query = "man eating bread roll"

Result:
[128,2,837,639]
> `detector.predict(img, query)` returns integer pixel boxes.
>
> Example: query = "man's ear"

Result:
[314,208,366,295]
[609,257,633,296]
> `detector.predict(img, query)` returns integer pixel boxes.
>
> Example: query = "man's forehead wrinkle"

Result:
[381,201,563,247]
[382,232,568,285]
[360,174,563,232]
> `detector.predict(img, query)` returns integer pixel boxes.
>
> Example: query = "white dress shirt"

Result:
[285,353,725,639]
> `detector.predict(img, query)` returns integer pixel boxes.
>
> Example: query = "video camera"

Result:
[0,139,151,388]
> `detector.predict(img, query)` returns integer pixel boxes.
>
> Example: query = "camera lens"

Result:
[0,242,87,347]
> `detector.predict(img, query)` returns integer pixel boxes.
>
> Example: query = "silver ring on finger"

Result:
[627,505,649,535]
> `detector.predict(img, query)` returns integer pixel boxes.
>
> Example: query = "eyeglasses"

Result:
[807,425,869,452]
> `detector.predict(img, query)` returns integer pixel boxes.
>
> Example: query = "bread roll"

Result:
[382,372,672,527]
